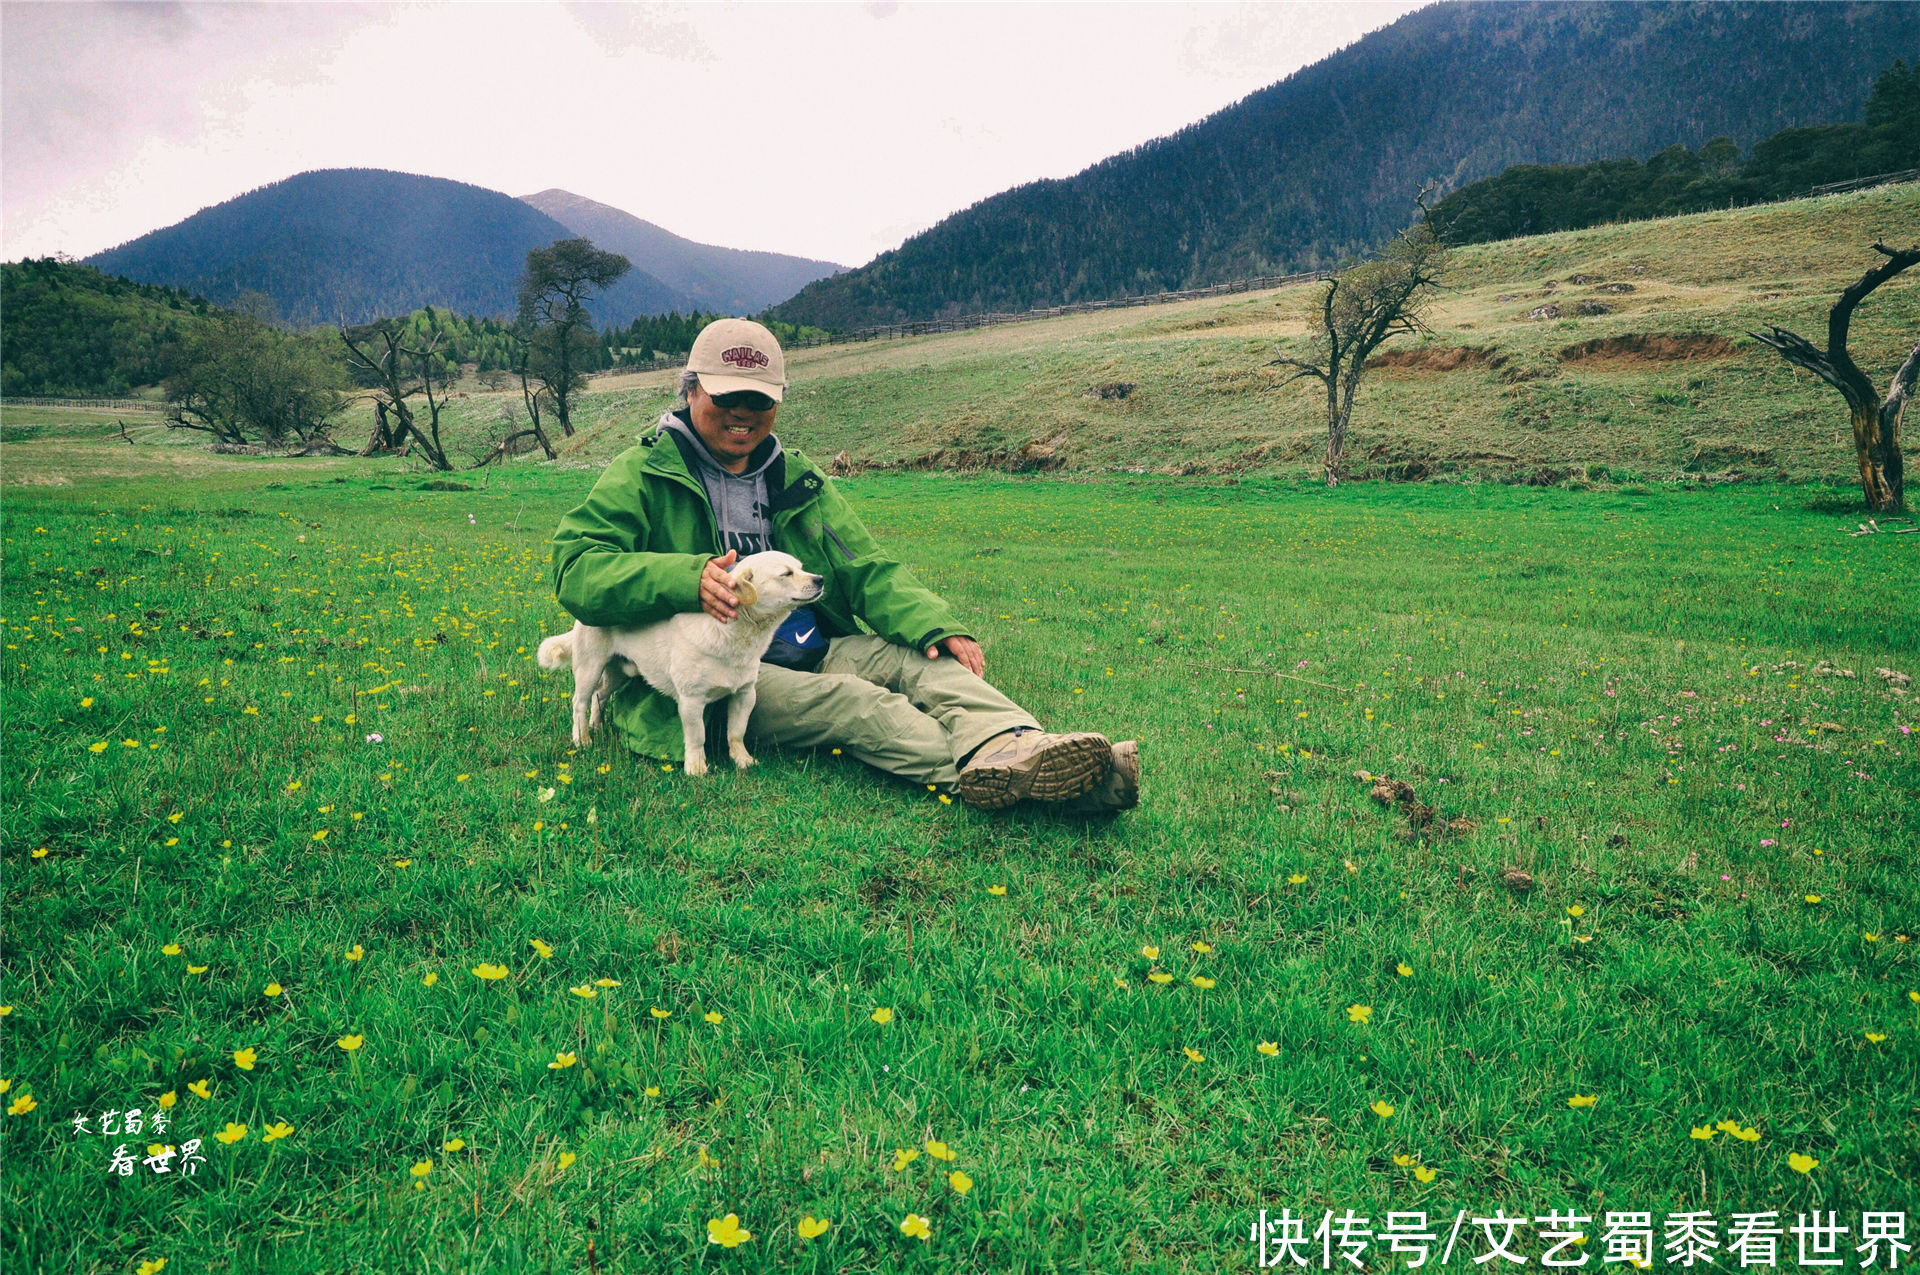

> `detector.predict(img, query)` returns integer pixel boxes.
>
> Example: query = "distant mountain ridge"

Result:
[771,1,1920,330]
[518,189,842,315]
[83,169,696,327]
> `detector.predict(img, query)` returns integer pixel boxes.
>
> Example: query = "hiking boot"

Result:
[1057,739,1139,815]
[956,728,1112,811]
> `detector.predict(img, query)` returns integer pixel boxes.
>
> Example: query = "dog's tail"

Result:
[536,629,576,671]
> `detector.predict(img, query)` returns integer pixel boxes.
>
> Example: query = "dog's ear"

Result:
[728,566,758,608]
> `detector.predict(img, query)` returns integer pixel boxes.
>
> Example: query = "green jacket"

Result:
[549,421,970,758]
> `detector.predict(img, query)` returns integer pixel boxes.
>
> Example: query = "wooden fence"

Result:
[2,395,166,411]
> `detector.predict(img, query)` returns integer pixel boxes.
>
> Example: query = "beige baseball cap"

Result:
[686,318,787,402]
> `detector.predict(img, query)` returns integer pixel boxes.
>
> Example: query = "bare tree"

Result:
[468,395,556,469]
[339,319,415,455]
[517,238,630,437]
[1272,208,1448,486]
[1748,242,1918,512]
[338,312,455,471]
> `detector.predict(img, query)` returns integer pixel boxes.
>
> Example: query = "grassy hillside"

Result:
[8,185,1917,490]
[562,184,1920,486]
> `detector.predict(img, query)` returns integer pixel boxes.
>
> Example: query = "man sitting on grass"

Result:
[548,318,1138,813]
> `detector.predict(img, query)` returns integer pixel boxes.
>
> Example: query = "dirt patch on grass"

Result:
[1558,334,1740,367]
[1365,345,1503,373]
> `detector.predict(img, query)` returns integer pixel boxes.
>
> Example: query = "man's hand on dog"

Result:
[926,635,985,677]
[701,550,741,623]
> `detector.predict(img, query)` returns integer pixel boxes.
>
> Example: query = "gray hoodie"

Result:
[659,409,825,669]
[660,408,780,558]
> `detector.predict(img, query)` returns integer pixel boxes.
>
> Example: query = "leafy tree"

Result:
[162,310,346,447]
[515,238,630,436]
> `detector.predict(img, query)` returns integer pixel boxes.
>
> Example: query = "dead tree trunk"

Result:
[1749,241,1919,512]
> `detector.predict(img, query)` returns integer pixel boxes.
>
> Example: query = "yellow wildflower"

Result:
[232,1047,257,1071]
[337,1034,364,1052]
[707,1214,752,1247]
[1371,1101,1395,1118]
[530,939,554,959]
[215,1122,247,1145]
[798,1217,830,1239]
[548,1052,577,1070]
[1568,1094,1598,1108]
[900,1213,931,1240]
[871,1007,893,1024]
[263,1122,294,1143]
[1347,1005,1373,1024]
[948,1169,973,1194]
[472,963,508,980]
[1257,1041,1279,1056]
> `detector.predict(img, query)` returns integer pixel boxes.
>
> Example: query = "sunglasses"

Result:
[708,389,777,412]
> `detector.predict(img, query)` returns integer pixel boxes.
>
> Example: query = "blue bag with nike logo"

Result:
[763,605,829,672]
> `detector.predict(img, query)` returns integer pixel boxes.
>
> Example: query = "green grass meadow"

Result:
[3,461,1916,1271]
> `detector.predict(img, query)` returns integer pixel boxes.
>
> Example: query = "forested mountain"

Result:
[1431,61,1920,243]
[771,1,1920,330]
[0,258,214,396]
[519,189,842,314]
[82,169,696,328]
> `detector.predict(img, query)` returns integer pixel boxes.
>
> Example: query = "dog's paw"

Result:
[683,755,710,777]
[730,744,756,770]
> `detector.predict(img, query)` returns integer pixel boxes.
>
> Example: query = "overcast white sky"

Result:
[2,1,1425,268]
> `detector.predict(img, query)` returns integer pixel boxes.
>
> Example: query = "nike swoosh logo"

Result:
[793,628,815,644]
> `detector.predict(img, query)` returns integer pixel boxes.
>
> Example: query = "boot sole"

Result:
[957,734,1113,811]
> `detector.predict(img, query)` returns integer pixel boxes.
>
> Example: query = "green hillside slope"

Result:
[558,185,1920,486]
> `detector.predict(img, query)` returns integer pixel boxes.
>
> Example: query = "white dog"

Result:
[537,550,824,775]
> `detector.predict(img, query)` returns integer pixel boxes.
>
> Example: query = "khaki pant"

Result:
[744,635,1038,789]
